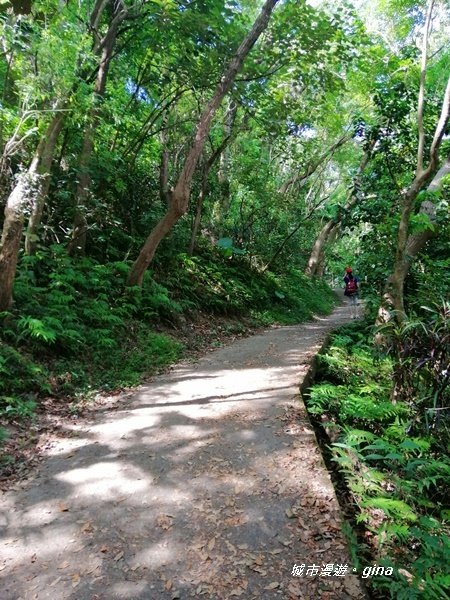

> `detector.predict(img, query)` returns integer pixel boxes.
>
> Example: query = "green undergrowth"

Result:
[306,321,450,599]
[0,243,336,423]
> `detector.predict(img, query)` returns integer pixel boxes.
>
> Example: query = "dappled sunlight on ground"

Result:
[1,305,364,599]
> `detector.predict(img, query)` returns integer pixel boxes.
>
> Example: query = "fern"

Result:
[341,394,407,422]
[17,317,57,343]
[307,322,450,600]
[342,428,377,445]
[361,497,417,523]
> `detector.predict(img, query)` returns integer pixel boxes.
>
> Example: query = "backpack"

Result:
[346,278,358,295]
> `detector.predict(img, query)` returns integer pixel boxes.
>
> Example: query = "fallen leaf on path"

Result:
[58,503,69,512]
[113,551,124,561]
[287,580,301,594]
[225,541,237,553]
[249,565,267,576]
[192,541,205,550]
[229,588,243,596]
[224,514,249,526]
[84,565,99,575]
[344,576,363,597]
[298,530,310,543]
[264,582,280,590]
[99,545,108,553]
[297,517,307,528]
[114,496,128,503]
[156,514,173,530]
[279,538,292,547]
[81,521,94,533]
[165,579,173,591]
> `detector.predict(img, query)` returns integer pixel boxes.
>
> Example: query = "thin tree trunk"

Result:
[263,183,329,273]
[217,100,237,216]
[188,115,238,256]
[159,147,170,205]
[127,0,280,287]
[188,165,208,256]
[377,75,450,325]
[1,11,17,106]
[68,1,127,256]
[416,0,435,176]
[24,113,65,254]
[264,220,308,272]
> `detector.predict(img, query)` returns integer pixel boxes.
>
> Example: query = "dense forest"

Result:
[1,0,449,597]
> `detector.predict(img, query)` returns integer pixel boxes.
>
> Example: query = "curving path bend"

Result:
[1,302,366,600]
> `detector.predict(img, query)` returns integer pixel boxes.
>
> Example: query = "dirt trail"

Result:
[1,302,365,600]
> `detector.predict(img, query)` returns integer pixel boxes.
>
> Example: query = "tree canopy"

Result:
[1,1,449,596]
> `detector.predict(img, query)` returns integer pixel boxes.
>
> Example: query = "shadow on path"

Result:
[1,304,365,600]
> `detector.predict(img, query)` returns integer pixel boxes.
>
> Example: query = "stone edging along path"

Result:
[1,302,367,600]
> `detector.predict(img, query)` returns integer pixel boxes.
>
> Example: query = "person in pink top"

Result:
[343,267,359,319]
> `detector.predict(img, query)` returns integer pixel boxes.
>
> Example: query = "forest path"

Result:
[1,300,365,600]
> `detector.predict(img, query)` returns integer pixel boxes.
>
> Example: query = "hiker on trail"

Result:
[343,267,359,319]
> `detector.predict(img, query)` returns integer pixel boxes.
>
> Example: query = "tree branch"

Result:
[278,130,351,195]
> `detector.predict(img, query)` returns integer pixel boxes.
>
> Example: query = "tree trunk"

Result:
[159,147,170,205]
[127,0,280,287]
[0,181,30,311]
[188,168,208,257]
[377,76,450,325]
[304,138,377,277]
[404,155,450,259]
[0,0,114,307]
[188,114,238,256]
[305,219,336,277]
[67,1,127,256]
[24,113,65,254]
[377,155,450,324]
[316,223,340,278]
[0,115,63,310]
[217,100,237,217]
